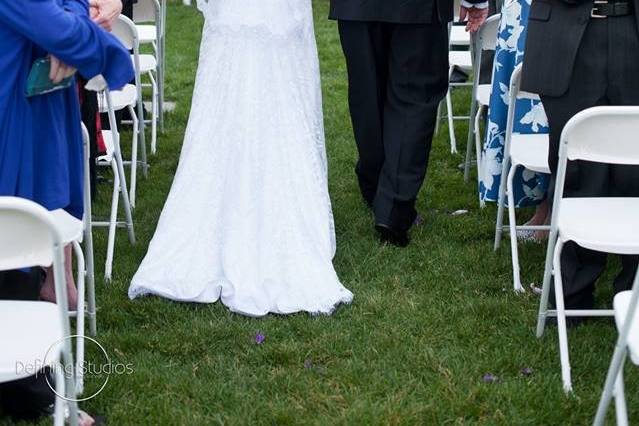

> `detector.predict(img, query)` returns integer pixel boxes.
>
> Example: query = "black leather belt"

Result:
[591,0,634,18]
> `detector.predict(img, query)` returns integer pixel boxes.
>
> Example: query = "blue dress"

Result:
[0,0,133,216]
[479,0,549,207]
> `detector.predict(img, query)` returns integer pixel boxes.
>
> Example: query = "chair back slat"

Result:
[478,13,501,51]
[562,106,639,165]
[133,0,160,23]
[112,15,138,50]
[0,198,56,270]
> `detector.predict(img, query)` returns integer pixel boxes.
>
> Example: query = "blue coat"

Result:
[0,0,134,216]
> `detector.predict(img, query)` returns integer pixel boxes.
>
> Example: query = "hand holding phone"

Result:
[49,56,77,84]
[26,57,76,97]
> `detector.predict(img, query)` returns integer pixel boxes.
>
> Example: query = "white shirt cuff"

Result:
[461,1,489,8]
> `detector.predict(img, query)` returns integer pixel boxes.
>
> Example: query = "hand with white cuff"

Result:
[460,0,490,33]
[89,0,122,31]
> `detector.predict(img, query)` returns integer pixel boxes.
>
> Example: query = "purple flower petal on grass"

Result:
[255,332,265,345]
[520,367,534,377]
[482,373,499,383]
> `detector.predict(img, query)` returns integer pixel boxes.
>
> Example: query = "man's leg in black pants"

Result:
[338,21,389,207]
[607,14,639,292]
[541,17,639,309]
[541,96,610,309]
[540,19,609,310]
[374,23,448,234]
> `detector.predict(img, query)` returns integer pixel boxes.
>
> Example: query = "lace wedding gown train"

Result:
[128,0,353,316]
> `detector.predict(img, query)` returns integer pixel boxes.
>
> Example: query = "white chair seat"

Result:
[111,84,138,111]
[50,209,83,244]
[135,54,157,73]
[510,133,550,174]
[0,301,63,382]
[449,51,473,72]
[450,25,471,46]
[614,290,639,365]
[476,84,491,106]
[558,198,639,254]
[136,24,157,43]
[98,84,137,113]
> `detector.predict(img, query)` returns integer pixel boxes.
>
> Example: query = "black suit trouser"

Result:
[338,21,449,232]
[541,16,639,309]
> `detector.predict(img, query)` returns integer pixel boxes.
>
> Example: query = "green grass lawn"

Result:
[16,2,637,424]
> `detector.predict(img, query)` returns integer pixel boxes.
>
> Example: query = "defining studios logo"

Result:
[15,335,134,402]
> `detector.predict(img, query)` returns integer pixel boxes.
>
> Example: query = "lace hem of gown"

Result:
[129,277,353,317]
[128,0,351,317]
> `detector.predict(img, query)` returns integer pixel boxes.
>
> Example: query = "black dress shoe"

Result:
[375,224,410,247]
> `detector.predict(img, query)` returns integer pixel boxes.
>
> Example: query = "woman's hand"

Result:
[49,55,77,83]
[89,0,122,32]
[459,5,489,33]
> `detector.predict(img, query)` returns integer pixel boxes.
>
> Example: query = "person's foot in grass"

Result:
[376,224,410,247]
[518,200,550,242]
[78,410,96,426]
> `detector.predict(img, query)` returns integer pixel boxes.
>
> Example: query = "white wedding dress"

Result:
[128,0,353,316]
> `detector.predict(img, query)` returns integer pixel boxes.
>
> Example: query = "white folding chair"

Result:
[493,64,550,292]
[132,0,161,154]
[463,13,501,194]
[112,15,149,205]
[536,106,639,392]
[0,197,80,426]
[133,0,165,132]
[436,23,473,155]
[86,76,137,282]
[594,271,639,426]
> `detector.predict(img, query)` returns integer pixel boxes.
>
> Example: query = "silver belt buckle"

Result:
[591,0,608,18]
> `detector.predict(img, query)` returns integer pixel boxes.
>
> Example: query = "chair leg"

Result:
[537,226,559,338]
[445,89,457,154]
[494,155,510,251]
[112,131,136,245]
[71,242,85,395]
[614,364,629,426]
[149,71,158,155]
[82,130,96,335]
[464,94,478,183]
[595,350,628,426]
[158,42,165,133]
[53,362,65,426]
[506,164,524,293]
[474,106,485,208]
[435,100,442,136]
[552,239,573,393]
[136,90,148,178]
[85,230,97,335]
[128,105,138,209]
[61,348,79,426]
[595,271,639,425]
[105,161,119,282]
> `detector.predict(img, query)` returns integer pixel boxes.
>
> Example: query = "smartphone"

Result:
[25,58,74,97]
